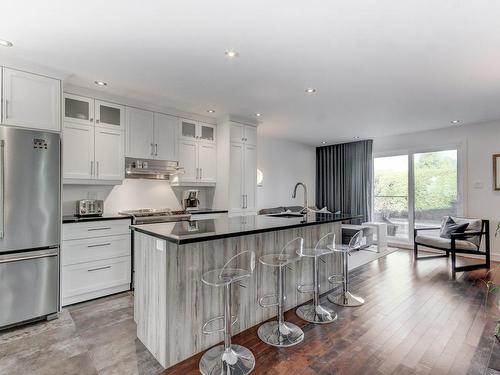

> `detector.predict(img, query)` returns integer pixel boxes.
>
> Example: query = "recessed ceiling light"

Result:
[353,136,360,139]
[0,39,13,47]
[321,141,327,144]
[225,50,239,58]
[305,88,316,94]
[94,80,107,87]
[255,113,262,117]
[451,120,460,124]
[207,109,215,113]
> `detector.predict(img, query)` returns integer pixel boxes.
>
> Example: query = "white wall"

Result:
[257,136,316,209]
[373,120,500,258]
[63,179,181,215]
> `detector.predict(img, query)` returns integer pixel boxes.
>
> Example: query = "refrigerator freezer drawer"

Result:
[0,249,59,328]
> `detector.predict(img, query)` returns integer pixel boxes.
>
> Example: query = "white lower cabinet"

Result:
[61,220,131,306]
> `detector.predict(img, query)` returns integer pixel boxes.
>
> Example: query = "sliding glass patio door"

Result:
[374,148,460,244]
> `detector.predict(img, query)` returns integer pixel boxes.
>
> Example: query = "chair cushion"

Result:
[439,217,469,239]
[447,216,482,246]
[415,234,478,251]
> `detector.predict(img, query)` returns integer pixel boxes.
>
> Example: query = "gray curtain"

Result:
[316,140,373,223]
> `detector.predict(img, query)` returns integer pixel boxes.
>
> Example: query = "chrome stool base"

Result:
[257,321,304,347]
[199,344,255,375]
[328,291,365,307]
[296,303,337,324]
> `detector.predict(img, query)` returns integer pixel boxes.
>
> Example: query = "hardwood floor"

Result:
[163,250,500,375]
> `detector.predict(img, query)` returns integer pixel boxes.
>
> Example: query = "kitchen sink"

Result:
[266,213,305,218]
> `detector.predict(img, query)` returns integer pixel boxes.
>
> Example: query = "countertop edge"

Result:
[130,214,362,245]
[62,215,133,224]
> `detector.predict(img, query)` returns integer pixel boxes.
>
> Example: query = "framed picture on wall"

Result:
[494,154,500,190]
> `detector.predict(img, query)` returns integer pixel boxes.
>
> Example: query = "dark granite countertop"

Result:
[189,208,229,215]
[130,212,360,245]
[62,214,132,224]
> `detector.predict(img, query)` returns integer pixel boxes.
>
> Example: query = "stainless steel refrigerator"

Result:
[0,125,60,328]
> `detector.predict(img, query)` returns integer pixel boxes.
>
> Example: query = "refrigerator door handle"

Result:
[0,249,58,264]
[0,140,4,239]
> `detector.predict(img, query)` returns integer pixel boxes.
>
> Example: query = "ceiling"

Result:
[1,0,500,145]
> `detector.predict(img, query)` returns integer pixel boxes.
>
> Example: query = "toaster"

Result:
[76,199,104,217]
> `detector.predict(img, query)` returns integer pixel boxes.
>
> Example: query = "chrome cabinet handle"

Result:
[200,168,202,179]
[88,227,111,231]
[88,265,111,272]
[96,161,100,178]
[155,144,158,156]
[242,195,245,209]
[4,100,8,119]
[151,143,154,156]
[87,243,111,248]
[90,161,94,177]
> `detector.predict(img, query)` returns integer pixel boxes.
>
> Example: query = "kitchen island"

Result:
[131,212,360,369]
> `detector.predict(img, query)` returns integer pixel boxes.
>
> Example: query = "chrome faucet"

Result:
[292,182,308,214]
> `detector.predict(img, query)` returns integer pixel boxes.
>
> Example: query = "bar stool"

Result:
[258,237,305,347]
[296,232,338,324]
[200,251,256,375]
[327,231,365,307]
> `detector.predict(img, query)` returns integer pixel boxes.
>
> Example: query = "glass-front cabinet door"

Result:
[179,118,198,141]
[64,93,94,126]
[95,100,125,130]
[199,122,216,143]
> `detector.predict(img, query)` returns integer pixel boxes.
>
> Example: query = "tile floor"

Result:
[0,292,163,375]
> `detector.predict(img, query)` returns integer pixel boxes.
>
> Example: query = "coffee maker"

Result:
[182,189,200,210]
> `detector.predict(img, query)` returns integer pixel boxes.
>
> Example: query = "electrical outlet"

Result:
[156,240,165,251]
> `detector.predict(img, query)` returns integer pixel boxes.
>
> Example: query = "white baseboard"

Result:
[391,241,500,262]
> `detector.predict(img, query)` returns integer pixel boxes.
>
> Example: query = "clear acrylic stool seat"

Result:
[327,231,365,307]
[199,251,256,375]
[257,237,305,347]
[295,232,338,324]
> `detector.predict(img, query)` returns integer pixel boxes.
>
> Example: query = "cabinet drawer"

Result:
[62,234,130,266]
[63,219,131,240]
[62,256,131,302]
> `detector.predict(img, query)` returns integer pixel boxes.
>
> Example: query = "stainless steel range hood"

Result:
[125,157,184,180]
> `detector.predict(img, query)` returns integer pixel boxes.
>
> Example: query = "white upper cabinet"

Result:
[244,126,257,146]
[125,108,177,160]
[63,93,124,183]
[199,122,216,143]
[230,122,257,146]
[95,100,125,130]
[198,143,217,183]
[2,68,61,131]
[179,118,216,143]
[177,140,198,183]
[179,118,198,141]
[64,94,94,126]
[94,128,124,180]
[174,119,217,186]
[63,123,95,180]
[153,113,177,160]
[125,107,154,159]
[230,123,244,143]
